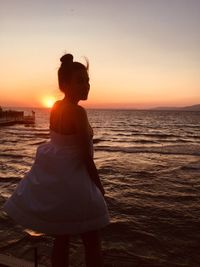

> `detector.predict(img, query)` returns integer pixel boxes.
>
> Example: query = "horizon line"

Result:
[1,103,200,111]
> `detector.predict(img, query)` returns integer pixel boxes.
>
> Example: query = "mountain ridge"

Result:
[150,104,200,111]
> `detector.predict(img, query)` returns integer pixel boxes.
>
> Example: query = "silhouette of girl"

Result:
[3,53,110,267]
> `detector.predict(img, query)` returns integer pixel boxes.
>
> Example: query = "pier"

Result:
[0,107,35,126]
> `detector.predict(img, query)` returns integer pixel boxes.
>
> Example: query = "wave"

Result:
[187,134,200,139]
[0,177,21,182]
[95,136,199,146]
[0,139,18,144]
[130,190,199,202]
[0,152,34,160]
[133,140,158,144]
[33,133,50,138]
[181,162,200,171]
[93,138,102,144]
[172,124,200,129]
[29,140,47,146]
[0,153,24,158]
[95,144,200,156]
[132,132,179,138]
[114,133,133,137]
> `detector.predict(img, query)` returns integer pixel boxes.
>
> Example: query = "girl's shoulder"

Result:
[51,101,88,123]
[51,100,62,111]
[73,105,88,121]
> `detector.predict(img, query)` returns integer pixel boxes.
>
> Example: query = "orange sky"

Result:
[0,0,200,109]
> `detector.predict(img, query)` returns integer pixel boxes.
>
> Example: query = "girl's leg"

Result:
[81,230,103,267]
[51,235,70,267]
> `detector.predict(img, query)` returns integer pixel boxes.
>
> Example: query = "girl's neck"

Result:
[63,95,79,105]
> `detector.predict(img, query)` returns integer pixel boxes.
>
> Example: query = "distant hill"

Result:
[181,104,200,111]
[151,104,200,111]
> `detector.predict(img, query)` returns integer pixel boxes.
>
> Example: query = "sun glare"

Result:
[42,96,56,108]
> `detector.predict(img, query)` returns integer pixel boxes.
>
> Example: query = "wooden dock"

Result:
[0,108,35,126]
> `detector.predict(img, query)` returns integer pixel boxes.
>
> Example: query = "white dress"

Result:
[3,130,110,235]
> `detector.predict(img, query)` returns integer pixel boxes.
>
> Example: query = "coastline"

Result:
[0,109,200,267]
[0,195,134,267]
[0,196,167,267]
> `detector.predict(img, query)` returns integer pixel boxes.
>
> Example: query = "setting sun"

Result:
[42,96,56,108]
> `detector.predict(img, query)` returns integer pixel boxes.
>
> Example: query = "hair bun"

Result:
[60,54,73,65]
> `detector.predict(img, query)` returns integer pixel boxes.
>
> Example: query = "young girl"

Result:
[3,53,110,267]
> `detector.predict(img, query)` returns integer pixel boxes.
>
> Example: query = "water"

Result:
[0,108,200,266]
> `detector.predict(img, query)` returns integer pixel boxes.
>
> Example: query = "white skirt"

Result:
[3,130,110,235]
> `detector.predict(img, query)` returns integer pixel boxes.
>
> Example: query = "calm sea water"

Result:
[0,108,200,267]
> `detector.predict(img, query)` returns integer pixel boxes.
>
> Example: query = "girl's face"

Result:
[69,69,90,101]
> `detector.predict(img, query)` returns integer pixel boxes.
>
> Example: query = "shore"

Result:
[1,191,200,267]
[0,196,135,267]
[0,195,174,267]
[0,230,170,267]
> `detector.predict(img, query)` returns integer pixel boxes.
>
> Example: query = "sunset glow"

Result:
[0,0,200,109]
[42,96,56,108]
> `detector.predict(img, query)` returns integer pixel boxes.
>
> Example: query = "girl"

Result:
[3,53,110,267]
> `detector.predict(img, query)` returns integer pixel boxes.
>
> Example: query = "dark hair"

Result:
[58,53,89,92]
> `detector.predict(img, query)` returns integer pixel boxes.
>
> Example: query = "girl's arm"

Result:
[73,106,105,196]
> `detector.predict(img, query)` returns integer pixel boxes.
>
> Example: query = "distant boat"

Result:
[0,107,35,126]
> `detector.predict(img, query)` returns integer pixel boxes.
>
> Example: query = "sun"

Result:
[42,96,56,108]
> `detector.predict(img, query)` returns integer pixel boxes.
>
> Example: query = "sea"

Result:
[0,108,200,267]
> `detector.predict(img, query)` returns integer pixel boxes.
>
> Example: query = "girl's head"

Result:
[58,54,90,101]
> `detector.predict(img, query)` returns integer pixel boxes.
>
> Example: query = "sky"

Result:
[0,0,200,109]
